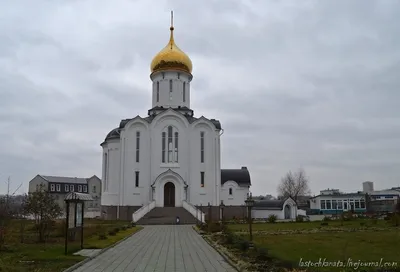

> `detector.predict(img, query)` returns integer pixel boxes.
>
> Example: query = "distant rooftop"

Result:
[41,175,88,184]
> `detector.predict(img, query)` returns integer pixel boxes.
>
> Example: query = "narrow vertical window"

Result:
[200,172,205,187]
[168,126,173,162]
[56,184,61,192]
[156,82,160,102]
[70,185,74,192]
[200,131,205,163]
[136,131,140,163]
[229,188,233,195]
[183,82,186,102]
[135,171,139,187]
[78,185,82,192]
[174,132,179,162]
[65,184,69,192]
[162,132,166,163]
[50,184,55,191]
[169,80,173,100]
[104,153,108,192]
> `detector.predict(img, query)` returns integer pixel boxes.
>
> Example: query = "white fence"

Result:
[132,201,156,223]
[182,200,205,223]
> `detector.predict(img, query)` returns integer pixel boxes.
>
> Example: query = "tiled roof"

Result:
[41,175,88,184]
[221,167,251,186]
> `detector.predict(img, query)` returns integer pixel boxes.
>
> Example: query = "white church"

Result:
[100,16,251,221]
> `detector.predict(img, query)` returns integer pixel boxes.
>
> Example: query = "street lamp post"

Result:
[245,193,255,242]
[220,200,225,230]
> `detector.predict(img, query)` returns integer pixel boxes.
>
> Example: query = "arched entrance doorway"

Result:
[284,204,291,219]
[164,182,175,207]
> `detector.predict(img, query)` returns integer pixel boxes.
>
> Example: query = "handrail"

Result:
[132,201,156,223]
[182,200,205,223]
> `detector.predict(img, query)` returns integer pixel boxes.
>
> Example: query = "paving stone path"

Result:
[72,225,236,272]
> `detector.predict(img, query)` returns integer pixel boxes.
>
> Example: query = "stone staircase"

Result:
[136,207,198,225]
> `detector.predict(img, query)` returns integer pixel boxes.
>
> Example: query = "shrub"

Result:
[323,216,331,221]
[98,233,107,240]
[391,214,400,227]
[236,239,250,252]
[121,226,127,231]
[267,214,277,223]
[296,215,304,222]
[320,222,328,226]
[131,222,136,227]
[114,227,120,233]
[208,222,223,233]
[224,232,235,244]
[255,247,269,261]
[108,230,116,236]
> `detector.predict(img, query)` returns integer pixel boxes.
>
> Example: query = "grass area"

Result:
[227,219,390,232]
[0,219,141,272]
[252,230,400,270]
[84,226,141,249]
[222,219,400,271]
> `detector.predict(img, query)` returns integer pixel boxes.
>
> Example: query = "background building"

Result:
[28,175,102,218]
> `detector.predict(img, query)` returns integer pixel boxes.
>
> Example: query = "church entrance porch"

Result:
[164,182,175,207]
[152,169,188,207]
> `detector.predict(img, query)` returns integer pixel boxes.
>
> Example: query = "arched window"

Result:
[174,132,179,162]
[136,131,140,162]
[229,188,233,195]
[168,126,173,162]
[104,153,108,192]
[156,82,160,102]
[161,126,179,163]
[162,132,166,163]
[169,80,173,100]
[183,82,186,102]
[200,131,205,163]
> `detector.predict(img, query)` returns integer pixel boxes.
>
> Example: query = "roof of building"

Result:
[253,197,294,210]
[65,192,93,201]
[102,108,222,144]
[221,167,251,186]
[41,175,89,184]
[310,192,365,199]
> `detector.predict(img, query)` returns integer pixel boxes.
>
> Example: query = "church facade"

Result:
[100,19,251,220]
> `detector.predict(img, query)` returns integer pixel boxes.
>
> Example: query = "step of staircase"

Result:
[136,207,198,225]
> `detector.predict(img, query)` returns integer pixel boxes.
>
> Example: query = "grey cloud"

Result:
[1,0,400,196]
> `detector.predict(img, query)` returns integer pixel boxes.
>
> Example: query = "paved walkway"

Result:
[72,225,236,272]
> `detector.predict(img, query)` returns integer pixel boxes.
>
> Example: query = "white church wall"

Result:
[150,111,191,206]
[101,140,120,206]
[189,121,220,206]
[220,181,249,206]
[121,121,151,206]
[151,71,192,109]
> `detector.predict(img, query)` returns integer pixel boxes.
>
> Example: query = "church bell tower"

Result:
[149,12,193,110]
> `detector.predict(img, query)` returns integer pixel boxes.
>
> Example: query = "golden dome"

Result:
[150,22,192,74]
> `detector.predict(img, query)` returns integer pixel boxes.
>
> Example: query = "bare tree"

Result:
[277,168,311,203]
[23,184,62,242]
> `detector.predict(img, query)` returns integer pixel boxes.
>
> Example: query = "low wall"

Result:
[101,205,141,221]
[197,205,248,221]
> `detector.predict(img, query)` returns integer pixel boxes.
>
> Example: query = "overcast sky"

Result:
[1,0,400,196]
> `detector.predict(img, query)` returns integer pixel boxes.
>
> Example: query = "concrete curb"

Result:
[62,227,143,272]
[192,226,243,272]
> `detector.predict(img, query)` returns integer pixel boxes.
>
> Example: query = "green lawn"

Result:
[227,219,389,232]
[0,219,141,272]
[225,219,400,271]
[252,231,400,269]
